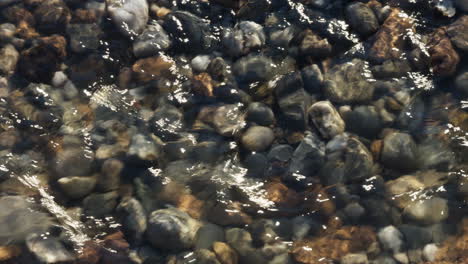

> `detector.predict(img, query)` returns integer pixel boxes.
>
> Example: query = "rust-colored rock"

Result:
[208,201,252,226]
[369,8,413,63]
[132,56,175,83]
[213,242,239,264]
[193,73,214,97]
[177,194,205,220]
[15,20,40,39]
[0,245,21,261]
[428,27,460,76]
[370,139,383,161]
[265,182,302,208]
[303,185,336,218]
[291,226,377,264]
[72,9,98,24]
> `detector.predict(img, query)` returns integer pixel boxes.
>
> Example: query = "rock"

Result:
[213,242,238,264]
[428,27,460,76]
[34,1,71,34]
[0,44,19,75]
[212,104,246,137]
[195,223,225,249]
[369,9,413,63]
[163,11,214,53]
[177,249,221,264]
[403,197,449,224]
[116,197,147,245]
[416,139,455,171]
[57,176,97,199]
[146,208,201,251]
[127,134,159,163]
[18,35,67,83]
[371,59,412,79]
[422,243,438,262]
[244,153,268,177]
[233,55,274,84]
[299,29,332,58]
[132,56,175,83]
[98,158,123,191]
[385,175,425,209]
[245,102,275,126]
[323,59,375,104]
[54,147,94,177]
[241,126,275,152]
[26,235,75,263]
[301,64,323,94]
[340,253,368,264]
[269,26,295,47]
[455,0,468,11]
[207,57,229,82]
[149,104,184,141]
[107,0,149,38]
[133,22,171,58]
[83,191,119,218]
[0,0,19,7]
[377,226,405,253]
[222,21,265,57]
[343,106,382,139]
[370,256,397,264]
[191,55,211,72]
[308,101,345,139]
[455,70,468,95]
[267,144,294,162]
[343,202,366,223]
[398,224,433,249]
[288,132,325,177]
[291,216,317,241]
[66,23,101,53]
[381,132,418,172]
[275,72,308,129]
[0,196,51,245]
[345,2,379,37]
[320,134,374,185]
[434,0,456,17]
[447,15,468,52]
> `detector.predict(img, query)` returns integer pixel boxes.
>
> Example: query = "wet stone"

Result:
[455,0,468,11]
[299,29,332,58]
[345,2,379,37]
[343,105,382,139]
[428,27,460,76]
[146,208,201,251]
[403,197,449,225]
[26,235,75,263]
[57,176,97,199]
[195,223,225,249]
[323,59,375,104]
[308,101,345,139]
[83,191,119,218]
[288,132,325,177]
[133,22,171,58]
[446,15,468,52]
[233,55,274,85]
[241,126,275,152]
[66,23,101,53]
[455,70,468,95]
[340,253,368,264]
[222,21,265,57]
[0,44,19,75]
[275,72,308,129]
[54,147,94,177]
[116,197,147,245]
[98,158,123,191]
[301,64,323,94]
[377,226,405,253]
[381,132,418,172]
[34,1,71,34]
[212,104,245,137]
[107,0,149,38]
[245,102,275,126]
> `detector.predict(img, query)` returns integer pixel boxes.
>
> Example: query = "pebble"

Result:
[446,15,468,52]
[299,29,332,57]
[191,55,212,72]
[212,104,246,137]
[275,71,308,129]
[116,197,147,245]
[340,253,369,264]
[26,235,75,263]
[213,242,238,264]
[345,2,379,37]
[403,197,449,224]
[343,105,382,139]
[223,21,265,57]
[455,70,468,95]
[308,101,345,139]
[195,223,225,249]
[133,22,171,58]
[301,64,323,94]
[147,208,201,251]
[127,133,159,163]
[381,132,418,172]
[245,102,275,126]
[288,132,325,177]
[377,226,405,253]
[98,158,123,191]
[54,147,94,177]
[34,1,71,34]
[428,27,460,76]
[66,23,101,53]
[422,243,438,262]
[107,0,149,38]
[83,191,119,218]
[241,126,275,152]
[57,176,97,199]
[233,55,274,84]
[0,44,19,75]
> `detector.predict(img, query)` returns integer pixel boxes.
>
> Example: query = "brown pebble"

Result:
[213,242,238,264]
[428,27,460,76]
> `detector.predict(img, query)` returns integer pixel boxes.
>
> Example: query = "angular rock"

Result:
[107,0,149,38]
[275,71,308,129]
[323,59,375,104]
[341,253,368,264]
[132,56,175,83]
[146,208,201,251]
[222,21,265,57]
[369,9,413,63]
[346,2,379,37]
[381,132,418,172]
[212,104,246,137]
[66,23,101,53]
[301,64,323,94]
[428,27,460,76]
[57,176,97,199]
[127,134,159,163]
[308,101,345,139]
[299,29,332,58]
[133,22,171,58]
[385,175,425,209]
[241,126,275,152]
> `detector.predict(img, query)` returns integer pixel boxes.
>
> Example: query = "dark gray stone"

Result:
[133,22,171,58]
[381,132,418,172]
[117,197,147,245]
[83,191,119,218]
[343,105,382,139]
[288,132,325,177]
[222,21,265,57]
[346,2,379,37]
[246,102,275,126]
[67,24,101,53]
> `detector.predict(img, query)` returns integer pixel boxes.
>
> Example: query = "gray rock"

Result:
[323,59,375,103]
[416,139,455,171]
[275,72,309,129]
[341,253,368,264]
[308,101,345,139]
[301,64,323,94]
[371,60,412,79]
[191,55,211,72]
[381,132,418,172]
[117,197,147,244]
[67,24,101,53]
[455,70,468,95]
[0,44,18,75]
[288,132,325,177]
[147,208,201,251]
[52,71,68,88]
[403,197,449,224]
[150,104,184,141]
[127,134,159,163]
[455,0,468,11]
[346,2,379,36]
[241,126,275,152]
[195,223,225,249]
[446,15,468,52]
[54,147,94,177]
[177,249,221,264]
[57,176,97,199]
[163,11,214,53]
[233,55,274,84]
[269,26,295,47]
[133,22,171,58]
[225,228,256,259]
[213,104,246,137]
[422,243,438,262]
[223,21,265,57]
[291,216,317,241]
[246,102,275,126]
[244,152,268,177]
[98,158,123,191]
[343,202,366,223]
[107,0,149,38]
[370,255,397,264]
[377,226,405,253]
[267,144,294,162]
[26,235,75,263]
[343,105,382,139]
[83,191,119,218]
[398,224,432,249]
